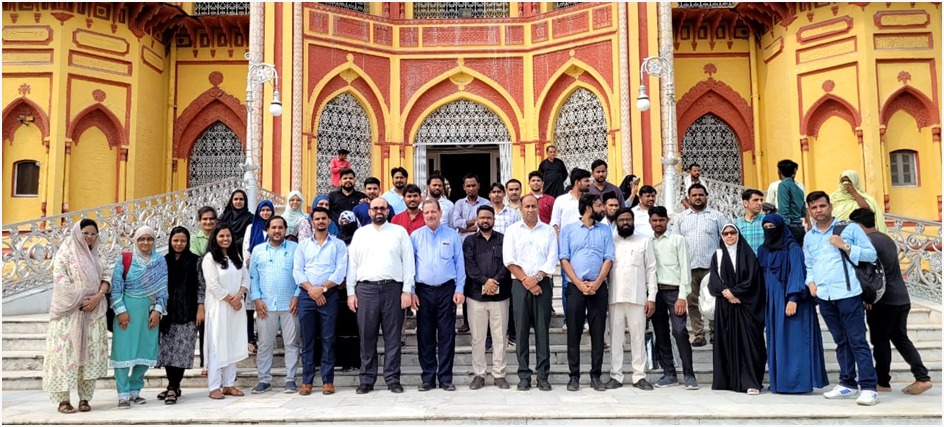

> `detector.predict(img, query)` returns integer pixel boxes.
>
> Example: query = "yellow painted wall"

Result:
[885,110,938,220]
[2,125,45,223]
[128,39,170,199]
[69,127,118,211]
[809,116,864,193]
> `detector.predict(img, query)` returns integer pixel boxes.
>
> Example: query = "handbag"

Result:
[833,223,886,304]
[105,252,132,333]
[698,250,722,321]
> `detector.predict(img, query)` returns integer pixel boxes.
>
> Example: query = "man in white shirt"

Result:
[503,195,558,392]
[550,167,591,328]
[427,174,454,229]
[346,197,415,395]
[632,185,657,237]
[606,208,657,391]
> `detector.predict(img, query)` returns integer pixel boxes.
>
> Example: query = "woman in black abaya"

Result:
[708,224,767,395]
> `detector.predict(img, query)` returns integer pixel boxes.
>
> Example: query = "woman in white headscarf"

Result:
[283,190,312,241]
[44,220,113,414]
[109,226,169,408]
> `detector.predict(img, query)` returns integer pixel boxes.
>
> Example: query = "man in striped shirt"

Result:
[489,182,522,234]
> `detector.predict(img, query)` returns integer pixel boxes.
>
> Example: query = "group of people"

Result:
[43,147,932,413]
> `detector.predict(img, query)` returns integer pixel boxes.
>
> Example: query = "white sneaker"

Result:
[856,390,879,406]
[823,384,860,399]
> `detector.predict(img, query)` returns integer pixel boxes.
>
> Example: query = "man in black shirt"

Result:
[538,145,567,198]
[849,208,932,395]
[463,205,512,390]
[327,168,367,223]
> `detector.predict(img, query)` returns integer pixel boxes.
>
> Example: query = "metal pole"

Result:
[657,1,679,214]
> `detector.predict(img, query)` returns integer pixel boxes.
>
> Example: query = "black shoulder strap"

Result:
[833,222,852,291]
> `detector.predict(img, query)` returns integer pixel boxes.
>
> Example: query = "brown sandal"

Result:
[208,389,225,400]
[222,386,244,397]
[57,401,77,414]
[77,400,91,412]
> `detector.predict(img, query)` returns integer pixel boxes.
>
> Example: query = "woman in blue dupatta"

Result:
[312,195,339,236]
[110,226,168,408]
[758,214,828,393]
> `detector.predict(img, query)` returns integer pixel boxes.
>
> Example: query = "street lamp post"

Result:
[244,52,282,210]
[636,2,680,214]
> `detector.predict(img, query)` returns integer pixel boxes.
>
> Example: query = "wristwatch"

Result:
[843,243,851,251]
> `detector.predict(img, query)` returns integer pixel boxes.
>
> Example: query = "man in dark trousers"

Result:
[538,145,567,198]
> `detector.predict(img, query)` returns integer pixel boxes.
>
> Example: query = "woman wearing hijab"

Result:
[283,190,312,241]
[44,220,112,414]
[335,210,361,371]
[243,199,275,261]
[758,214,828,394]
[312,195,340,236]
[156,227,205,405]
[618,174,640,208]
[219,189,254,248]
[110,226,169,408]
[707,224,766,395]
[831,170,887,232]
[202,223,250,400]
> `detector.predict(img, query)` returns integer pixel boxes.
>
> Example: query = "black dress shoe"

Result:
[388,383,404,393]
[591,377,606,391]
[691,337,707,347]
[567,377,579,391]
[356,384,374,394]
[537,378,552,391]
[604,379,623,389]
[469,376,486,390]
[440,383,456,391]
[494,378,510,389]
[418,383,433,392]
[633,379,654,391]
[517,378,532,391]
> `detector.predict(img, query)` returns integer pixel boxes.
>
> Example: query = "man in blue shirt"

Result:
[803,191,879,406]
[559,193,614,392]
[411,199,466,392]
[293,207,348,396]
[250,216,301,394]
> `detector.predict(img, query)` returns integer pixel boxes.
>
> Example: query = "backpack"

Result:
[105,252,132,333]
[833,223,886,304]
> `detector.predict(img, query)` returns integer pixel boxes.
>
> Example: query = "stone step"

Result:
[3,361,939,391]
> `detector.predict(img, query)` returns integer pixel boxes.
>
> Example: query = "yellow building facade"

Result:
[2,2,941,224]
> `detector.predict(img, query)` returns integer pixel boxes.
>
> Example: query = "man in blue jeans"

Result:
[293,207,348,396]
[803,191,879,406]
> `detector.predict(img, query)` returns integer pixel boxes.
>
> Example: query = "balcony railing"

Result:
[192,2,250,15]
[886,214,942,302]
[2,178,254,297]
[655,177,744,221]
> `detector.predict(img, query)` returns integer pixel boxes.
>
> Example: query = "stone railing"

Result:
[886,214,942,302]
[654,177,746,221]
[1,178,246,297]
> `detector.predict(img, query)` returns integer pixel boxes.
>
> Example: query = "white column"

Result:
[657,2,679,214]
[291,2,303,190]
[618,2,632,177]
[245,2,265,209]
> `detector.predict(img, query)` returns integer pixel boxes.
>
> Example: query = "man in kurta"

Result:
[607,207,658,391]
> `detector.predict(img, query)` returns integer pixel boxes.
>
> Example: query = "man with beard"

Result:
[599,191,621,236]
[680,163,703,210]
[382,167,409,215]
[632,186,657,237]
[353,177,392,226]
[551,167,591,328]
[503,195,558,391]
[452,173,490,241]
[505,179,523,214]
[673,183,726,347]
[427,174,454,229]
[606,208,657,391]
[463,206,512,390]
[391,184,425,235]
[649,206,697,390]
[293,209,347,396]
[538,145,567,198]
[328,169,367,223]
[559,193,613,392]
[411,199,466,391]
[588,159,625,207]
[526,171,555,224]
[347,197,415,394]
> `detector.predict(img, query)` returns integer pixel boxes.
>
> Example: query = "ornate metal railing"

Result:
[2,178,248,297]
[654,177,746,221]
[886,214,942,302]
[192,2,250,15]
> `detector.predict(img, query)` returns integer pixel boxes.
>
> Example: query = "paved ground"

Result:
[3,382,940,425]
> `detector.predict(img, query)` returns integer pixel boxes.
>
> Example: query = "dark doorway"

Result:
[438,152,491,202]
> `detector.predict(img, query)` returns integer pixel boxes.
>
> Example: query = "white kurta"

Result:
[608,234,658,305]
[202,256,249,369]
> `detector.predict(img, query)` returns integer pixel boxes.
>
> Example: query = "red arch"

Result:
[801,94,860,138]
[880,86,939,128]
[677,79,754,152]
[311,74,386,142]
[403,78,520,142]
[66,104,125,146]
[2,97,50,143]
[537,71,610,141]
[173,86,247,158]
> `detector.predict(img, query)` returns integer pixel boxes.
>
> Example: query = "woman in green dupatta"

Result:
[109,226,168,409]
[830,170,888,232]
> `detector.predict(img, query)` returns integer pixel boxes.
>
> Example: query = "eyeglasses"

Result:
[370,207,388,212]
[82,232,98,237]
[721,230,738,236]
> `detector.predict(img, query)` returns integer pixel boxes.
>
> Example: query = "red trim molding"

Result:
[2,97,50,143]
[800,94,860,137]
[677,78,754,152]
[173,85,247,158]
[66,104,125,146]
[880,86,939,128]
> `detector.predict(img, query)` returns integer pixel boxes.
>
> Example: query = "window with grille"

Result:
[316,93,372,195]
[413,2,509,19]
[193,2,250,15]
[553,88,608,177]
[188,122,245,187]
[889,150,918,187]
[554,2,582,10]
[680,114,743,184]
[13,160,39,197]
[320,2,368,13]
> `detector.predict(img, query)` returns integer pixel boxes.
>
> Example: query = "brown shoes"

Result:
[323,384,335,395]
[299,384,313,396]
[903,380,933,395]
